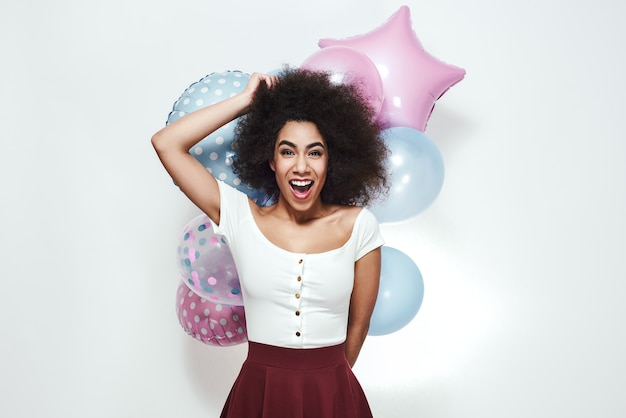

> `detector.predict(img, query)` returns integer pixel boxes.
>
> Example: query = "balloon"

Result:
[318,5,465,132]
[368,127,444,223]
[176,281,247,346]
[177,214,243,305]
[369,246,424,336]
[267,67,288,76]
[167,70,270,206]
[301,46,384,117]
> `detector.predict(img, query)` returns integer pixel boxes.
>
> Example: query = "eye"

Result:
[280,149,295,156]
[309,149,323,158]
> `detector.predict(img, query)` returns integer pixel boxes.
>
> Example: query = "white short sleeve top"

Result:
[212,181,384,348]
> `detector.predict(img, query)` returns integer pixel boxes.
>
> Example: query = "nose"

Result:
[294,154,309,174]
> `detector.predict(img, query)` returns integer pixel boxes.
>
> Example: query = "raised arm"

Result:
[151,73,278,224]
[345,247,382,368]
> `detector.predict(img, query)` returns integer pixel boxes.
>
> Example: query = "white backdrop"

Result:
[2,0,625,417]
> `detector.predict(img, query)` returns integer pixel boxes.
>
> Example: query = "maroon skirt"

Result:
[220,342,373,418]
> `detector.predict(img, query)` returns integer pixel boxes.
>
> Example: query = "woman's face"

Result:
[269,120,328,211]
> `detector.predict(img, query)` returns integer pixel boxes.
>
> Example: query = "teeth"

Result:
[290,180,312,187]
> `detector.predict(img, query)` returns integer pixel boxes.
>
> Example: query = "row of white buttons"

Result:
[294,258,304,338]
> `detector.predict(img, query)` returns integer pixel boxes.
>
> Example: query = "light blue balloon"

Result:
[369,127,444,223]
[369,246,424,336]
[166,71,270,206]
[267,67,288,76]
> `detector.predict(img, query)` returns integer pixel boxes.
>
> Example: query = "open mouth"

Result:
[289,179,313,195]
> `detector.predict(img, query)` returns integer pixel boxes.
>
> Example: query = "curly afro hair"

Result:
[232,68,389,206]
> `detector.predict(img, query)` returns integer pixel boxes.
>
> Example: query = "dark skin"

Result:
[152,73,381,367]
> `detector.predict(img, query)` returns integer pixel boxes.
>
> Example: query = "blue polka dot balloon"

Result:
[177,214,243,306]
[167,70,270,206]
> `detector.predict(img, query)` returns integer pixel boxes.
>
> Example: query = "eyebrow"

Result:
[277,140,325,149]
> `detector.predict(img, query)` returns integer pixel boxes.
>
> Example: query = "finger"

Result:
[264,75,279,88]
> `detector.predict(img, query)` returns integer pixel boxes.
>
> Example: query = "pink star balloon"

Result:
[319,6,465,132]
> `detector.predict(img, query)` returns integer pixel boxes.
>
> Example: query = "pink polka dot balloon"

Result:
[176,281,247,346]
[177,214,243,305]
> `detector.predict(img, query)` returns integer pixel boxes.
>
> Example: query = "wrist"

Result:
[231,89,254,116]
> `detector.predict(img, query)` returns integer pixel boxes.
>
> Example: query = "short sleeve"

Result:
[211,180,251,240]
[354,208,385,260]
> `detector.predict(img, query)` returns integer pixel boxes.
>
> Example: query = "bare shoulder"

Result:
[327,204,364,230]
[314,205,364,250]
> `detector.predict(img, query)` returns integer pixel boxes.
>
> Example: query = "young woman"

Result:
[152,68,389,418]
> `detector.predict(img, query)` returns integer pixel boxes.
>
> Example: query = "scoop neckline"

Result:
[247,206,365,256]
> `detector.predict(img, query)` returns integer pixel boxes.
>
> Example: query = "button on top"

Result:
[293,258,304,340]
